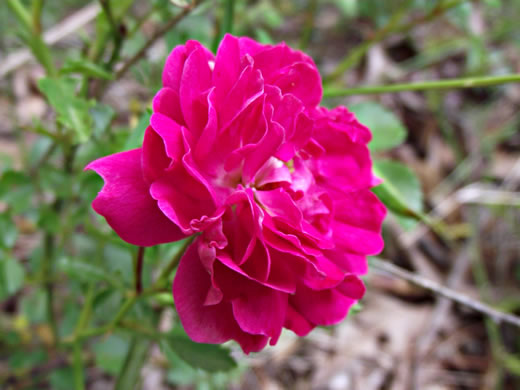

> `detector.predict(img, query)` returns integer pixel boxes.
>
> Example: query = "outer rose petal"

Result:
[85,149,186,246]
[284,305,313,336]
[162,40,213,92]
[152,87,185,126]
[179,47,213,136]
[213,34,242,104]
[209,260,287,344]
[174,242,269,354]
[150,160,218,235]
[290,282,357,326]
[232,286,287,344]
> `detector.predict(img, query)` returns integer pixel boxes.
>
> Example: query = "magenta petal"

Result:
[149,113,185,162]
[336,275,366,300]
[242,115,284,184]
[194,89,219,167]
[152,87,185,126]
[179,47,213,135]
[86,149,186,246]
[219,65,264,130]
[237,36,267,57]
[232,284,287,343]
[284,305,314,337]
[173,242,268,353]
[254,157,292,189]
[335,190,387,231]
[324,250,368,275]
[272,62,322,107]
[163,40,213,91]
[142,126,170,183]
[332,221,384,255]
[149,160,217,234]
[256,188,302,228]
[213,34,242,103]
[162,45,188,91]
[290,283,356,326]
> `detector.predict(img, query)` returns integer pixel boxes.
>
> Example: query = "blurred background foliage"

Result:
[0,0,519,389]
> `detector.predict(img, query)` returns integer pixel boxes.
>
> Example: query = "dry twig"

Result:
[370,257,520,329]
[114,1,200,80]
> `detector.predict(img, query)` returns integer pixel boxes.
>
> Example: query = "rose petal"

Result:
[179,47,213,136]
[284,304,314,337]
[232,284,287,344]
[290,283,356,326]
[173,242,268,353]
[86,149,186,246]
[152,87,185,126]
[150,159,217,234]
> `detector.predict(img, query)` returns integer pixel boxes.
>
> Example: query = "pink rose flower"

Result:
[86,35,386,353]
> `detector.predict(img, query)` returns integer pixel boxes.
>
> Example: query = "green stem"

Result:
[134,247,145,295]
[299,0,318,50]
[107,294,137,331]
[73,342,85,390]
[99,0,125,69]
[6,0,32,31]
[74,283,96,335]
[115,1,199,80]
[32,0,44,34]
[7,0,56,77]
[43,233,58,345]
[211,0,234,52]
[119,320,165,340]
[32,0,43,35]
[323,74,520,97]
[152,236,196,290]
[222,0,235,36]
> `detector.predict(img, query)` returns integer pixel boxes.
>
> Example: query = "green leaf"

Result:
[0,213,18,249]
[60,59,114,80]
[372,159,423,224]
[21,287,47,323]
[161,340,198,385]
[0,256,25,299]
[93,335,130,376]
[8,348,47,373]
[38,77,93,143]
[0,170,33,214]
[349,102,407,151]
[59,302,81,338]
[165,327,237,372]
[49,367,76,390]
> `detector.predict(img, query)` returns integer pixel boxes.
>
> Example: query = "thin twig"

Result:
[43,232,58,344]
[416,247,472,359]
[135,246,145,295]
[99,0,125,69]
[323,73,520,97]
[0,3,101,78]
[115,1,199,80]
[299,0,318,50]
[370,257,520,329]
[152,235,197,289]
